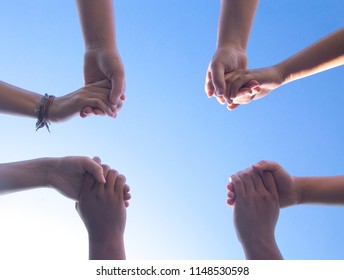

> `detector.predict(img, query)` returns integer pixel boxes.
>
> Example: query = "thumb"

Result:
[210,64,226,96]
[110,75,125,106]
[82,158,106,183]
[253,160,281,173]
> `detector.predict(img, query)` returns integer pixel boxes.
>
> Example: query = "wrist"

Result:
[49,95,69,123]
[44,158,59,188]
[89,233,125,260]
[85,45,118,53]
[293,176,305,205]
[241,235,282,260]
[276,60,293,85]
[216,43,246,53]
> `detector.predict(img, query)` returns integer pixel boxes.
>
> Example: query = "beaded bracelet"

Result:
[35,94,56,132]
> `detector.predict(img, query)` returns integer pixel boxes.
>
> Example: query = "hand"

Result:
[253,160,299,208]
[224,65,284,110]
[47,156,106,200]
[227,161,299,208]
[205,47,248,105]
[82,48,125,117]
[76,165,129,259]
[231,167,282,259]
[49,80,121,122]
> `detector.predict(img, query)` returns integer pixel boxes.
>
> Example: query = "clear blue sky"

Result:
[0,0,344,261]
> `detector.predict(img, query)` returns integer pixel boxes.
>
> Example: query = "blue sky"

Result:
[0,0,344,261]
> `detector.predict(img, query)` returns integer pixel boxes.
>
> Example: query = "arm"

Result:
[217,0,259,51]
[293,176,344,205]
[224,28,344,109]
[0,156,105,200]
[0,80,117,125]
[231,167,283,260]
[205,0,259,103]
[76,0,125,111]
[279,27,344,83]
[76,166,128,260]
[0,81,41,118]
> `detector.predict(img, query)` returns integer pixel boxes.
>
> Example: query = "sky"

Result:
[0,0,344,263]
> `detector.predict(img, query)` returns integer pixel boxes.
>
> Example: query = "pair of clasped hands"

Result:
[204,47,282,111]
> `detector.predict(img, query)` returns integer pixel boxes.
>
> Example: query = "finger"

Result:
[114,174,126,198]
[85,99,115,117]
[105,169,119,193]
[205,70,215,97]
[236,87,252,99]
[82,158,106,183]
[215,95,226,105]
[253,160,281,173]
[226,198,235,206]
[124,201,129,208]
[80,106,93,118]
[110,75,125,107]
[92,156,101,165]
[227,103,240,110]
[250,167,266,194]
[123,184,130,194]
[229,76,255,101]
[101,164,110,179]
[123,193,131,201]
[227,191,235,204]
[116,100,123,112]
[231,174,246,202]
[227,182,234,191]
[93,108,106,116]
[94,164,110,193]
[260,171,278,199]
[237,168,256,195]
[210,64,226,97]
[244,80,259,90]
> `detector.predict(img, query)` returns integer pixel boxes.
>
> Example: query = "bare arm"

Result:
[75,0,125,107]
[295,176,344,206]
[75,0,116,50]
[0,81,41,118]
[0,158,50,195]
[279,28,344,84]
[217,0,259,50]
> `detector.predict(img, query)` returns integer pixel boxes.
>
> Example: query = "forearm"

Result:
[295,176,344,205]
[89,236,126,260]
[76,0,117,50]
[0,81,42,117]
[217,0,259,50]
[0,158,53,195]
[278,28,344,84]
